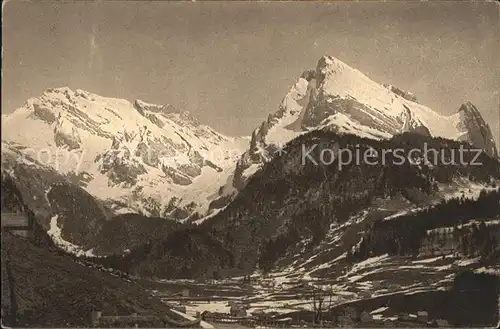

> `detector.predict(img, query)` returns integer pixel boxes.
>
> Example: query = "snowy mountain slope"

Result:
[1,144,183,255]
[2,87,249,220]
[2,56,496,221]
[230,55,498,191]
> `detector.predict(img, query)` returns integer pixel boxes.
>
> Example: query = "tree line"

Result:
[347,189,500,262]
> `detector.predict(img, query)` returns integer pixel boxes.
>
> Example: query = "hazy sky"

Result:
[3,1,499,145]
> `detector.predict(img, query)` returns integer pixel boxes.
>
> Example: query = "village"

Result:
[151,277,452,329]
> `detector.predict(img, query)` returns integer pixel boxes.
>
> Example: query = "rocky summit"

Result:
[228,55,497,196]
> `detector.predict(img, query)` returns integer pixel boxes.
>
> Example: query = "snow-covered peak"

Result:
[2,87,249,220]
[317,55,352,77]
[315,55,422,121]
[316,55,379,97]
[229,55,497,191]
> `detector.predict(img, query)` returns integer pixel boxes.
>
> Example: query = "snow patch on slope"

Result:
[47,215,98,257]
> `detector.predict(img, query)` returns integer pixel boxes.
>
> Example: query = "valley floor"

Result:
[144,251,499,327]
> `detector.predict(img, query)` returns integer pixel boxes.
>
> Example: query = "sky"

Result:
[2,1,499,146]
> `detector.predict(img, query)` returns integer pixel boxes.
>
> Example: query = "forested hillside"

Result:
[106,130,500,278]
[348,189,500,262]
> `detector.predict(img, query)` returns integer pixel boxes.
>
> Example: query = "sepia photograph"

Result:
[1,1,499,328]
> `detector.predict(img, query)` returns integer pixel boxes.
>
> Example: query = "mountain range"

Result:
[2,54,500,327]
[1,55,498,256]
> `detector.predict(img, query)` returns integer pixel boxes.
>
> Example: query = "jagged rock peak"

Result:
[457,101,498,158]
[300,69,317,81]
[317,55,351,71]
[316,55,351,85]
[229,54,499,193]
[383,84,418,103]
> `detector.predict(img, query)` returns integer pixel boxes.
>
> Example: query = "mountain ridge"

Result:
[3,56,496,222]
[1,55,498,257]
[228,55,497,195]
[2,87,249,220]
